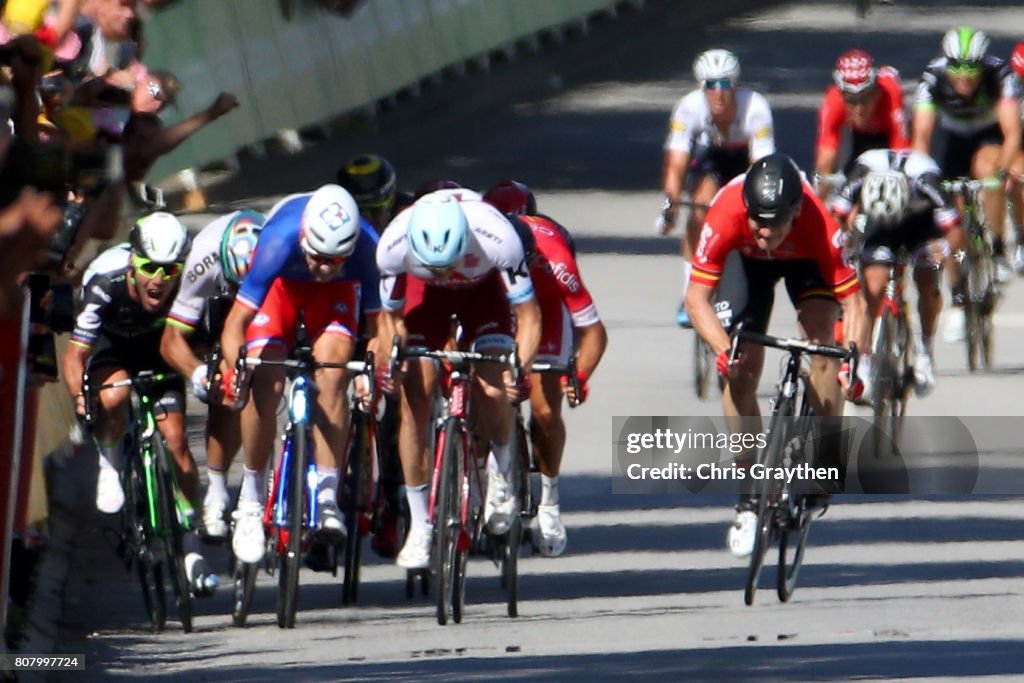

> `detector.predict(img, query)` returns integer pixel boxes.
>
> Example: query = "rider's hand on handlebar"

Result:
[503,367,532,404]
[837,361,863,402]
[376,360,403,396]
[218,367,247,410]
[561,370,590,405]
[716,349,740,379]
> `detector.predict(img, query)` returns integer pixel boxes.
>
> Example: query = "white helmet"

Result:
[860,170,910,226]
[407,195,469,269]
[693,49,740,83]
[941,27,990,63]
[130,211,189,263]
[300,184,361,257]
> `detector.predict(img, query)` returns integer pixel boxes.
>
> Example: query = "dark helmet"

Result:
[742,153,804,227]
[413,178,463,200]
[483,180,537,216]
[336,154,397,208]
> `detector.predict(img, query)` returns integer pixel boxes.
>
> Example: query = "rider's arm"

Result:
[574,320,608,380]
[685,281,730,356]
[996,96,1022,174]
[661,94,699,221]
[662,149,691,219]
[746,91,776,161]
[160,324,201,378]
[61,341,91,402]
[512,296,541,371]
[814,89,844,177]
[911,74,938,155]
[219,300,257,373]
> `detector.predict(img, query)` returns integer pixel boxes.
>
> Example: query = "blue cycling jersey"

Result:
[237,193,381,312]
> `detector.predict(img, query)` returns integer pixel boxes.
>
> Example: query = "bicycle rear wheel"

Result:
[744,398,791,606]
[777,500,813,602]
[154,438,192,633]
[434,419,462,626]
[277,428,307,629]
[232,560,259,627]
[126,457,166,631]
[694,334,712,400]
[870,309,900,458]
[503,417,530,618]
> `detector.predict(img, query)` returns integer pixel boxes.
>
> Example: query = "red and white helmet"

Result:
[1011,41,1024,80]
[833,49,877,94]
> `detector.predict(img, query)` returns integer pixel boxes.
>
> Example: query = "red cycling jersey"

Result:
[522,215,600,328]
[816,67,909,154]
[690,177,859,299]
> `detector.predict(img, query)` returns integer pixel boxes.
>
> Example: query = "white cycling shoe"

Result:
[727,510,758,558]
[484,468,518,536]
[943,308,966,343]
[913,354,936,397]
[534,504,568,557]
[232,501,266,564]
[397,524,432,570]
[202,498,229,541]
[316,497,347,542]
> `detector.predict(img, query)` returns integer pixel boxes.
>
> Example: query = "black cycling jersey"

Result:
[915,56,1019,134]
[71,266,175,349]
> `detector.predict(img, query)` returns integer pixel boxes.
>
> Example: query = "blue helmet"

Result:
[406,196,469,269]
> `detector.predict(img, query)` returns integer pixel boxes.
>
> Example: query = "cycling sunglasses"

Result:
[946,60,981,77]
[307,252,346,266]
[132,254,183,279]
[704,78,734,91]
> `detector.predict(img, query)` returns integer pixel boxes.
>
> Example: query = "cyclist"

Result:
[684,153,864,558]
[912,26,1021,329]
[159,209,265,541]
[1008,41,1024,273]
[831,149,964,398]
[375,191,541,570]
[335,153,412,559]
[62,212,219,595]
[656,48,775,328]
[484,180,608,557]
[814,49,910,195]
[219,184,381,565]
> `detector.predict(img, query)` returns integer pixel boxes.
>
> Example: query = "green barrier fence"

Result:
[143,0,626,185]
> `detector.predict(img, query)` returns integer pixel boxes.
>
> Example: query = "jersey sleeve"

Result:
[746,91,776,161]
[690,200,740,288]
[235,218,292,311]
[540,227,600,327]
[70,273,114,348]
[878,68,910,149]
[167,233,218,332]
[831,161,869,218]
[816,88,845,153]
[913,68,938,110]
[375,219,409,312]
[664,94,699,153]
[497,237,535,305]
[813,206,859,300]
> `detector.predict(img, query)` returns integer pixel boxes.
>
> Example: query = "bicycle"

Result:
[497,357,581,618]
[391,337,520,625]
[727,325,857,606]
[942,177,1001,371]
[231,321,374,629]
[81,370,195,633]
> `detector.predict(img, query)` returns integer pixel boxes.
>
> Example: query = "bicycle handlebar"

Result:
[728,322,859,381]
[941,177,1002,194]
[79,369,171,427]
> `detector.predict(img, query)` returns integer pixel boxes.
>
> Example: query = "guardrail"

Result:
[140,0,638,184]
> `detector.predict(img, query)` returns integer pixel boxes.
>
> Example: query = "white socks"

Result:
[240,466,265,505]
[540,474,559,507]
[406,483,430,530]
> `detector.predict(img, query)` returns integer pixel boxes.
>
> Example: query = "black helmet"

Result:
[336,154,397,208]
[742,153,804,227]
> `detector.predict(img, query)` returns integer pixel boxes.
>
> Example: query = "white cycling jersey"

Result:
[664,87,775,158]
[81,242,130,288]
[166,212,241,331]
[376,194,534,310]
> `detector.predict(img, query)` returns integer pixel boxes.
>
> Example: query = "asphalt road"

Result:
[57,0,1024,680]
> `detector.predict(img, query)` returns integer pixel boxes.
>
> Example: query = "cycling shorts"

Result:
[686,145,749,192]
[404,271,513,351]
[88,337,186,414]
[717,256,835,334]
[245,278,360,351]
[860,210,943,267]
[939,123,1003,180]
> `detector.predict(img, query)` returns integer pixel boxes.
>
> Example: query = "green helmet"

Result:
[941,27,989,63]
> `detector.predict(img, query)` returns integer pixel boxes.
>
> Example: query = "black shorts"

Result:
[686,145,749,192]
[89,337,186,414]
[860,210,943,267]
[939,124,1003,180]
[716,255,836,334]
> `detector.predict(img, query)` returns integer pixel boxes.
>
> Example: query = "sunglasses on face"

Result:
[704,78,734,91]
[132,254,182,279]
[946,60,981,77]
[307,252,346,267]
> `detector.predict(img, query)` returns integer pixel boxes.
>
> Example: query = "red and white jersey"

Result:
[521,215,600,328]
[376,194,534,310]
[816,67,909,153]
[664,87,775,159]
[691,178,859,300]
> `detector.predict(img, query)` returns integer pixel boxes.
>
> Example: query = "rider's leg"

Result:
[310,329,355,534]
[974,145,1008,265]
[796,296,842,417]
[91,365,131,514]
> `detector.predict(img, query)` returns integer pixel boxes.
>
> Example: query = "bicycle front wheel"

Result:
[277,427,308,629]
[694,334,712,400]
[125,456,166,631]
[153,437,192,633]
[870,309,900,458]
[744,397,791,606]
[503,417,530,618]
[777,501,813,603]
[433,418,463,626]
[342,412,368,606]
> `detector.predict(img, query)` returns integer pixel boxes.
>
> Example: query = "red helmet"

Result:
[833,49,876,94]
[483,180,537,216]
[1011,41,1024,79]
